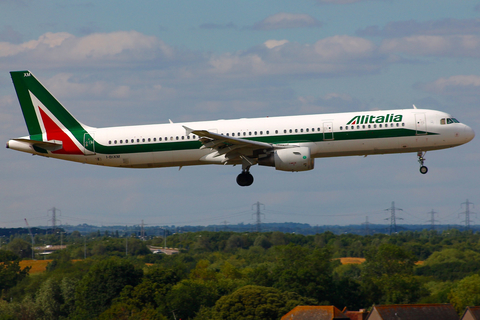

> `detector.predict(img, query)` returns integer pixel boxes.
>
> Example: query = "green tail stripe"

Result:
[10,71,85,139]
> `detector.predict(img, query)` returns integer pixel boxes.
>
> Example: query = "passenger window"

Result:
[120,140,123,144]
[142,138,145,142]
[373,124,376,128]
[137,139,140,143]
[295,129,298,133]
[254,131,257,135]
[114,140,117,144]
[341,126,344,130]
[289,129,292,133]
[108,141,112,145]
[148,138,151,142]
[357,125,360,129]
[396,123,399,127]
[266,131,269,134]
[306,128,309,132]
[243,132,246,136]
[260,131,263,135]
[362,125,365,129]
[275,130,278,134]
[379,124,382,128]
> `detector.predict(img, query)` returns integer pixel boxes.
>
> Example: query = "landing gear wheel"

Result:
[236,171,254,187]
[417,151,428,175]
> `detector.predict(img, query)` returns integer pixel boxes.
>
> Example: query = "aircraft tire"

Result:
[420,166,428,174]
[236,172,254,186]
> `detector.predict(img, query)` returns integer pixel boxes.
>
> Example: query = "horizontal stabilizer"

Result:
[6,138,63,153]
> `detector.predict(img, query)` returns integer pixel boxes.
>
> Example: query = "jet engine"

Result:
[258,147,314,172]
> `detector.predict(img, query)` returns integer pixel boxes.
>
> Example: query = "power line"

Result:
[459,199,476,230]
[427,209,438,231]
[385,201,403,235]
[252,202,265,232]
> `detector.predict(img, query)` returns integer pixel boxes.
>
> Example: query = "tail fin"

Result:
[10,71,91,154]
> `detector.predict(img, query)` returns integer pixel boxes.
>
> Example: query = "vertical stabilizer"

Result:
[10,71,91,154]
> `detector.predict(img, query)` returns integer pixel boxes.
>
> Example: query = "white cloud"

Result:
[380,35,480,58]
[209,35,387,78]
[358,18,480,37]
[0,31,175,67]
[417,75,480,95]
[264,39,289,49]
[253,13,322,30]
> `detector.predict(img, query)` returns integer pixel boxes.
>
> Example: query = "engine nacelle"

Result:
[258,147,314,172]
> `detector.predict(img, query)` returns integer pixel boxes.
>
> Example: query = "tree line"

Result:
[1,229,480,319]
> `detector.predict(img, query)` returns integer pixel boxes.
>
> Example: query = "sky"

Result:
[1,0,480,229]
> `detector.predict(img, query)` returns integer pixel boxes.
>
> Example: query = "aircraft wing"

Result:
[183,126,273,160]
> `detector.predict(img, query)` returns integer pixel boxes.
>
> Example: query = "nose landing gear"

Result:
[418,151,428,174]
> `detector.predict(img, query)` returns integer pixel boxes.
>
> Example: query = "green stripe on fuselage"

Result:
[93,128,438,155]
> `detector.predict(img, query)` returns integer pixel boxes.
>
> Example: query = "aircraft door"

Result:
[323,122,334,140]
[83,132,96,155]
[415,114,427,135]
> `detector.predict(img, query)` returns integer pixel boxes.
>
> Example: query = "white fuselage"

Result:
[8,108,475,169]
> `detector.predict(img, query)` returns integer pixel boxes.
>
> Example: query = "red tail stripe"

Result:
[38,108,83,155]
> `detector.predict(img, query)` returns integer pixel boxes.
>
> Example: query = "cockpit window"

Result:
[441,118,460,125]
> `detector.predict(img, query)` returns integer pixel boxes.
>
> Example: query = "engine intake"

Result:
[258,147,314,172]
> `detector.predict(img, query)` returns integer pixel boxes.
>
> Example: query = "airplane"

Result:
[6,70,475,187]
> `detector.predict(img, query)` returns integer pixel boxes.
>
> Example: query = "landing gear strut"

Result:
[418,151,428,174]
[236,156,255,187]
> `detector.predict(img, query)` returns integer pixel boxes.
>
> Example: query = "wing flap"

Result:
[183,125,273,161]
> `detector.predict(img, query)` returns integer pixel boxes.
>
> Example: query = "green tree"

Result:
[0,253,30,294]
[35,277,62,320]
[449,274,480,313]
[7,238,32,259]
[362,243,424,304]
[167,279,219,319]
[209,285,317,320]
[74,257,143,318]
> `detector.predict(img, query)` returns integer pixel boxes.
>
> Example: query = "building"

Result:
[342,308,369,320]
[461,306,480,320]
[281,306,350,320]
[366,304,458,320]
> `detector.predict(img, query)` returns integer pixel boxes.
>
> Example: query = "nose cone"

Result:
[464,125,475,142]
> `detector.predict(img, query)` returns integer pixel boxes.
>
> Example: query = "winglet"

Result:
[183,126,194,135]
[413,104,417,109]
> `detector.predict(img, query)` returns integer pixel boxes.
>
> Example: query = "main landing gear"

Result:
[236,156,255,187]
[418,151,428,174]
[237,170,254,187]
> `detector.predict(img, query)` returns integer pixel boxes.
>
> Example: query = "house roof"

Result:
[282,306,350,320]
[367,304,458,320]
[461,306,480,320]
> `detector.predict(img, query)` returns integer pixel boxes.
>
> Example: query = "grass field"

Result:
[20,260,52,274]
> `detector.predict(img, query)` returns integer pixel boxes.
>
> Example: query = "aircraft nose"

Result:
[464,125,475,142]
